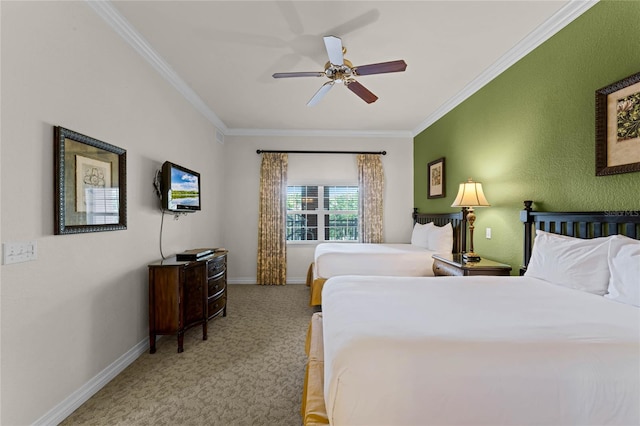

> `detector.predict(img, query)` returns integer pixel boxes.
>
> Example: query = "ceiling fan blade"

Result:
[272,71,325,78]
[323,35,344,65]
[346,80,378,104]
[354,60,407,76]
[307,81,334,106]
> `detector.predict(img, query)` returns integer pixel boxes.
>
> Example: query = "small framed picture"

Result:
[427,157,445,199]
[595,71,640,176]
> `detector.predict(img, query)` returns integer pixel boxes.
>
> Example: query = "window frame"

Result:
[286,184,359,245]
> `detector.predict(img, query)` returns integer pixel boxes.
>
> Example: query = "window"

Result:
[286,185,359,242]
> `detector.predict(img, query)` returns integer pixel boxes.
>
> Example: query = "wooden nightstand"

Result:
[432,253,512,277]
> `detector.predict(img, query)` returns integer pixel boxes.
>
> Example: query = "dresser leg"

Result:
[177,331,184,353]
[149,334,156,354]
[203,322,208,340]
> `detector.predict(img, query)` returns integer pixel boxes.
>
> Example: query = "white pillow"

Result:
[427,222,453,254]
[411,222,434,248]
[605,235,640,307]
[524,230,613,295]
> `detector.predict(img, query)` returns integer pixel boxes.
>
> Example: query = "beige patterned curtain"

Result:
[357,154,384,243]
[257,153,288,285]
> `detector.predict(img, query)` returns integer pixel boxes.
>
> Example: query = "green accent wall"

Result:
[414,0,640,272]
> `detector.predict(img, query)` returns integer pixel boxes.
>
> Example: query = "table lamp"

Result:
[451,178,490,262]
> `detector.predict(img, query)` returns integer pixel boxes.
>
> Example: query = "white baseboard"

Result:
[33,338,149,426]
[32,278,305,424]
[228,277,306,285]
[227,277,257,284]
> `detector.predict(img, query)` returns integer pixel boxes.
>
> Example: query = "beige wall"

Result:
[223,134,414,284]
[1,2,224,424]
[1,2,413,423]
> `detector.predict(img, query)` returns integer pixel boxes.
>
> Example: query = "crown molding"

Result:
[85,0,228,133]
[411,0,599,137]
[88,0,597,139]
[225,128,413,139]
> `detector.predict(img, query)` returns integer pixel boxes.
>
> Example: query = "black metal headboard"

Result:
[412,208,467,254]
[520,200,640,272]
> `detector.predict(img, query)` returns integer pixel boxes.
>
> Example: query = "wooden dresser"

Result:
[148,250,227,353]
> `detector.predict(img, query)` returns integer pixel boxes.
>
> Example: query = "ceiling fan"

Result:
[272,35,407,106]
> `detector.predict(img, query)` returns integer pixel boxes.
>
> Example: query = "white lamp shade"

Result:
[451,178,490,207]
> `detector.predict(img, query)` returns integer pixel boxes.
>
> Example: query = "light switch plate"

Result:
[485,228,492,239]
[3,241,37,264]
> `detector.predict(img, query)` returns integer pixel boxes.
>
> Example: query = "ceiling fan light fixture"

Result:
[273,35,406,106]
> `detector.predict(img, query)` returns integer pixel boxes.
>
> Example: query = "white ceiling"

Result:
[90,1,596,137]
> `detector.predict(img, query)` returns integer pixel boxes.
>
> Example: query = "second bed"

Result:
[306,209,467,305]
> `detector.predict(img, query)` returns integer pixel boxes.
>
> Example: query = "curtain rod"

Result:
[256,149,386,155]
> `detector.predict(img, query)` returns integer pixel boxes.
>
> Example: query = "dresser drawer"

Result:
[433,260,463,276]
[207,255,226,278]
[208,275,226,298]
[208,294,226,319]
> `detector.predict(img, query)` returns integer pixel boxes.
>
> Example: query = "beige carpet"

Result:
[61,284,315,426]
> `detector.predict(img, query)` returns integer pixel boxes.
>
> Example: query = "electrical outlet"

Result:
[3,240,38,264]
[485,228,492,239]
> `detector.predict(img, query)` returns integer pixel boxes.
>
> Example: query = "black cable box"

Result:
[176,249,214,261]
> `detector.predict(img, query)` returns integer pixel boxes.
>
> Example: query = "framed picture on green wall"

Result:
[427,157,445,199]
[595,71,640,176]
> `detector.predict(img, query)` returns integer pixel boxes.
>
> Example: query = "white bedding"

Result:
[313,243,437,279]
[322,275,640,426]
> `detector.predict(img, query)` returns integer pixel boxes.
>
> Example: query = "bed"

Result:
[306,209,467,306]
[301,202,640,425]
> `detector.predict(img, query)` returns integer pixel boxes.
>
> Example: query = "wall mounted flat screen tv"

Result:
[161,161,201,212]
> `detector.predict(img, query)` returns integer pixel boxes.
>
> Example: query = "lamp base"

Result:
[463,252,481,262]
